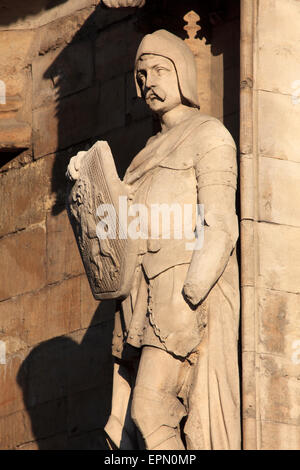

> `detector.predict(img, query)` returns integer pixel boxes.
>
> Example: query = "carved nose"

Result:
[145,71,156,89]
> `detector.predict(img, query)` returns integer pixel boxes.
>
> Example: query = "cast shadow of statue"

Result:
[17,0,241,449]
[0,0,68,27]
[17,303,115,449]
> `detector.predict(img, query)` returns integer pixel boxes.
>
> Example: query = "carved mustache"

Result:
[145,87,166,102]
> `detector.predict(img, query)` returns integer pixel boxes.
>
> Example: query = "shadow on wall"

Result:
[17,303,115,450]
[16,0,240,450]
[0,0,68,26]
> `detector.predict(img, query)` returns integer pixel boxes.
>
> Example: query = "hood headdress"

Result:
[134,29,199,108]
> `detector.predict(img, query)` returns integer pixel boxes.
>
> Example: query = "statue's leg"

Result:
[131,346,189,450]
[105,358,139,449]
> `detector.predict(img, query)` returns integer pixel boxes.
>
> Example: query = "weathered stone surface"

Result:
[0,277,81,346]
[0,410,31,449]
[241,286,255,352]
[32,40,93,109]
[0,61,33,149]
[0,296,24,341]
[23,277,81,346]
[242,417,257,450]
[46,210,84,284]
[17,335,71,409]
[258,90,300,163]
[259,156,300,227]
[257,222,300,294]
[241,351,256,420]
[23,397,68,442]
[33,86,98,158]
[0,158,50,237]
[67,322,113,395]
[0,30,36,70]
[16,433,68,450]
[97,76,125,135]
[258,288,300,357]
[259,353,300,426]
[257,0,300,96]
[0,226,47,301]
[0,0,97,31]
[80,275,114,329]
[240,219,255,287]
[260,420,300,450]
[36,6,96,55]
[67,429,107,450]
[0,122,32,151]
[0,351,28,417]
[0,32,35,149]
[95,19,143,83]
[67,386,112,437]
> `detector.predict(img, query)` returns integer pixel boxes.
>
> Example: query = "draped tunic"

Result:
[110,110,241,449]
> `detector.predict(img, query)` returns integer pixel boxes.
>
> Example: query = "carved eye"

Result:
[136,71,146,89]
[154,66,169,76]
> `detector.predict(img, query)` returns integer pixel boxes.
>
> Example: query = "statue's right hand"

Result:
[66,151,86,181]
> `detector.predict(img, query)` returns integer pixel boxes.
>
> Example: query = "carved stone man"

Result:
[67,30,240,450]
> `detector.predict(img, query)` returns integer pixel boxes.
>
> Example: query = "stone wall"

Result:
[241,0,300,450]
[0,0,240,449]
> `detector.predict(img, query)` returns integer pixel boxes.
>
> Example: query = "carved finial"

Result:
[183,11,201,41]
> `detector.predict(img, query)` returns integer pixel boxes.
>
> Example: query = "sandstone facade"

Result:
[0,0,298,450]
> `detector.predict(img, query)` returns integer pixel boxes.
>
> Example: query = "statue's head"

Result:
[135,30,199,115]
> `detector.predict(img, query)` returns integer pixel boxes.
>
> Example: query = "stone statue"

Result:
[66,29,240,450]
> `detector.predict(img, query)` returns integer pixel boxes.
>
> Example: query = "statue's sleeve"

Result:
[183,135,238,306]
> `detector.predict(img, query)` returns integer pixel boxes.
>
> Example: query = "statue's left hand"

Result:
[66,151,86,181]
[183,281,201,307]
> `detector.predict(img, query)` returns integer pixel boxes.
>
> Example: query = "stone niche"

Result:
[0,0,240,450]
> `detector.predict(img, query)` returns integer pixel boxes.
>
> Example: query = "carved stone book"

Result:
[67,140,137,300]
